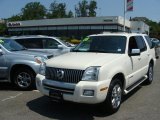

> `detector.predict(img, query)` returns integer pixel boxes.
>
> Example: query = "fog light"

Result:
[83,90,94,96]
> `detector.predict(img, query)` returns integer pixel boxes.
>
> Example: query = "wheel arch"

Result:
[111,73,126,91]
[10,64,36,83]
[149,59,154,66]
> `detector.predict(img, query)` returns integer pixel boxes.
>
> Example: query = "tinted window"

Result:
[15,38,43,49]
[44,38,60,49]
[128,36,147,53]
[128,37,138,53]
[135,36,147,52]
[145,36,153,48]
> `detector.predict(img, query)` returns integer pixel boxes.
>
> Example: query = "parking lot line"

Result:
[1,93,23,102]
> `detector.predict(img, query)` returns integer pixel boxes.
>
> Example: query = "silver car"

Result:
[0,38,53,90]
[13,35,73,56]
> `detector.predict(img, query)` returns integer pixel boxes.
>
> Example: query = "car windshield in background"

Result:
[0,39,26,51]
[72,36,127,54]
[55,37,72,47]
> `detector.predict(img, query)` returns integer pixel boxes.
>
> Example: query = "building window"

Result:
[104,25,117,30]
[48,27,57,30]
[68,26,78,30]
[57,26,67,30]
[91,25,103,30]
[79,26,90,30]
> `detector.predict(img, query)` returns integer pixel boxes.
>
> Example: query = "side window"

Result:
[135,36,147,52]
[27,38,43,49]
[44,38,60,49]
[15,39,26,46]
[145,36,153,49]
[16,38,43,49]
[128,36,138,53]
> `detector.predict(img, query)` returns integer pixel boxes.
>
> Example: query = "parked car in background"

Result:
[151,38,160,47]
[0,38,53,90]
[151,38,160,58]
[13,35,73,56]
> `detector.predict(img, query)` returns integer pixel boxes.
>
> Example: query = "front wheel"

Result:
[104,78,123,114]
[13,68,35,90]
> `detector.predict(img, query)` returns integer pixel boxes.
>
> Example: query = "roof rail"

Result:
[102,31,132,34]
[10,35,48,38]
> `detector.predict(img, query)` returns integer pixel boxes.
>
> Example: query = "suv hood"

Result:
[13,50,54,59]
[46,52,123,70]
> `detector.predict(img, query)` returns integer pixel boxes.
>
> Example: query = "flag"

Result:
[127,0,133,12]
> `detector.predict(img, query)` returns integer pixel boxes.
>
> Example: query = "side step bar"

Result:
[124,75,148,94]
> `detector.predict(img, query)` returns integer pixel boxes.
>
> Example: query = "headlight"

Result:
[39,62,46,76]
[35,56,47,64]
[82,66,100,81]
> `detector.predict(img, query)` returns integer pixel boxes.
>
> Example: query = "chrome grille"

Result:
[45,67,84,84]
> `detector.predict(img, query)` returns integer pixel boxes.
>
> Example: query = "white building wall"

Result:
[118,16,131,27]
[130,21,149,34]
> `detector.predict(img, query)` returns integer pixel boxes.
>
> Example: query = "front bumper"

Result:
[36,74,110,104]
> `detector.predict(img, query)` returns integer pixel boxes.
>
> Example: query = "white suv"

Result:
[36,33,156,113]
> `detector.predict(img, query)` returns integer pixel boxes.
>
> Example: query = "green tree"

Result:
[88,0,97,17]
[8,14,22,21]
[21,2,47,20]
[48,1,68,18]
[67,10,74,18]
[0,23,7,35]
[75,0,97,17]
[145,19,160,38]
[75,0,88,17]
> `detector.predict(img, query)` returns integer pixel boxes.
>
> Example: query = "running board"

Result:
[0,80,9,82]
[124,75,148,94]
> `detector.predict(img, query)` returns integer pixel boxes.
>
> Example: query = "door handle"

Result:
[138,58,141,60]
[147,53,150,56]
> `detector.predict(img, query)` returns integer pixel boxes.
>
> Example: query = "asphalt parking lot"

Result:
[0,59,160,120]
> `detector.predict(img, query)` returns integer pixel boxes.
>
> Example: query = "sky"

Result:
[0,0,160,22]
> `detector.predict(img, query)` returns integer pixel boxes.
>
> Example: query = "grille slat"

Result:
[46,67,84,84]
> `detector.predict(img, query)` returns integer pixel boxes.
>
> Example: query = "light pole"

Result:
[123,0,126,32]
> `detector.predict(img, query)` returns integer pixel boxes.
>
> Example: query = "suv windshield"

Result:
[0,39,26,51]
[72,36,127,54]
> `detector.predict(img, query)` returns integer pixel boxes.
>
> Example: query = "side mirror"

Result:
[58,45,63,49]
[129,49,140,56]
[0,49,3,55]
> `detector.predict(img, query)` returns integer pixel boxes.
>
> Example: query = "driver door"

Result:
[0,49,7,80]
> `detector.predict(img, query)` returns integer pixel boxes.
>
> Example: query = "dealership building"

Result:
[7,16,149,39]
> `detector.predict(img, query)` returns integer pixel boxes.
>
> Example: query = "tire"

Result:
[13,68,35,90]
[145,63,154,85]
[104,78,123,114]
